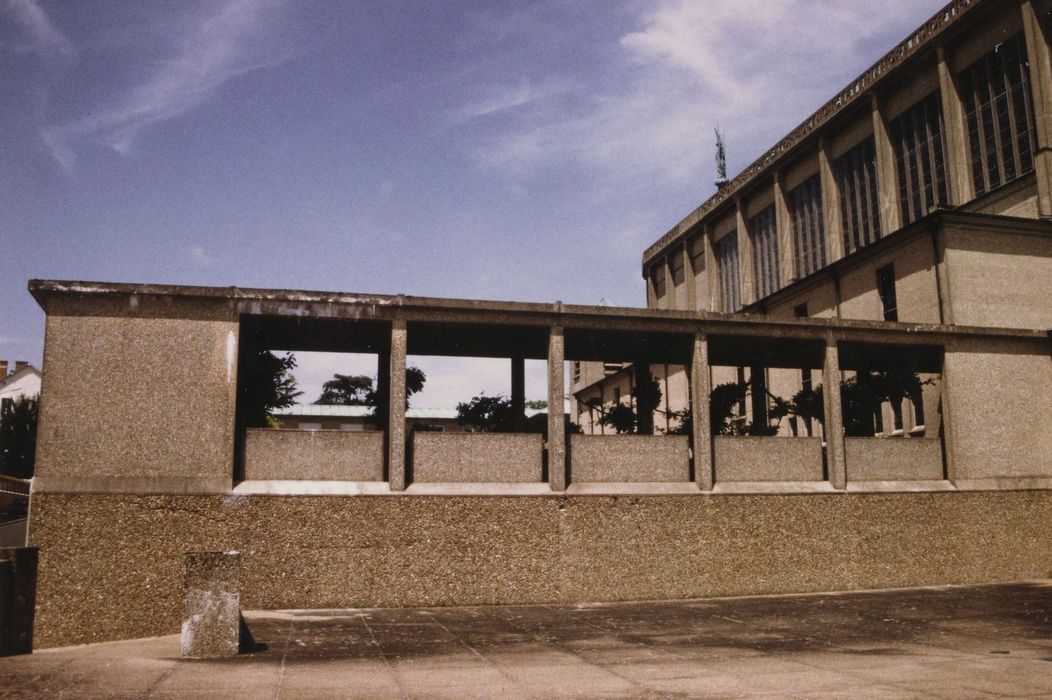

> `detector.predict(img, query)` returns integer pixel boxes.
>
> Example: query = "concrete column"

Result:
[547,326,566,490]
[690,334,714,490]
[181,551,242,658]
[634,361,654,435]
[645,268,657,308]
[736,199,756,306]
[937,45,975,205]
[774,171,796,285]
[819,139,845,263]
[1022,0,1052,218]
[871,95,903,235]
[703,224,719,312]
[0,547,37,657]
[387,319,407,491]
[511,356,526,432]
[822,338,846,489]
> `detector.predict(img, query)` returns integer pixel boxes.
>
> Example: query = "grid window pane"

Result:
[960,32,1036,196]
[715,230,741,312]
[749,205,779,299]
[835,136,882,254]
[789,175,827,278]
[893,91,949,225]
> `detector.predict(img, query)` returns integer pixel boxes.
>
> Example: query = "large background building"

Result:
[573,0,1052,437]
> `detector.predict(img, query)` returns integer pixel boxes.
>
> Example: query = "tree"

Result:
[592,376,663,434]
[316,374,372,405]
[0,395,38,479]
[239,350,302,428]
[456,395,514,432]
[315,366,427,411]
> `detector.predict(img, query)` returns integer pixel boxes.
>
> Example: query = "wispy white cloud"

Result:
[467,0,930,187]
[2,0,73,57]
[42,0,285,171]
[189,245,213,267]
[455,76,573,123]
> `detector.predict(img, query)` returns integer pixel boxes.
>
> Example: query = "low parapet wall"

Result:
[28,490,1052,649]
[411,433,543,483]
[244,429,384,481]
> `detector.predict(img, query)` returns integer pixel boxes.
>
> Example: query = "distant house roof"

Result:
[0,365,41,395]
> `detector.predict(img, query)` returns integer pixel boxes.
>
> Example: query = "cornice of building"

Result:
[642,0,983,269]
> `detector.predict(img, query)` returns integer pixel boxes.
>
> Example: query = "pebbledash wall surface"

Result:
[26,280,1052,648]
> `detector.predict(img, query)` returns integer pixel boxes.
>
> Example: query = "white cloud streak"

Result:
[469,0,928,186]
[42,0,284,171]
[2,0,72,57]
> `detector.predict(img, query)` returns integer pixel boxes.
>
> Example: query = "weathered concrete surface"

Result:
[412,433,543,483]
[0,547,36,656]
[34,297,237,494]
[181,551,241,658]
[569,435,689,482]
[2,582,1051,698]
[846,437,944,481]
[714,436,824,482]
[28,491,1052,648]
[243,428,383,481]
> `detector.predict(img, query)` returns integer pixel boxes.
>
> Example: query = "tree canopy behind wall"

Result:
[0,395,38,479]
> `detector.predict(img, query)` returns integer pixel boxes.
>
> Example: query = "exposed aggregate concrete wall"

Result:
[28,490,1052,649]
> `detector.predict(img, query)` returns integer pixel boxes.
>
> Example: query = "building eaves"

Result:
[641,0,983,269]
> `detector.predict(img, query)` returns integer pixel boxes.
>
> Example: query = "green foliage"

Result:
[0,395,37,478]
[239,350,302,429]
[525,399,548,410]
[315,367,427,415]
[593,376,663,434]
[456,395,515,432]
[316,374,373,405]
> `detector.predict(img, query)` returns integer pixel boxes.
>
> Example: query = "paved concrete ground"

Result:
[1,581,1050,699]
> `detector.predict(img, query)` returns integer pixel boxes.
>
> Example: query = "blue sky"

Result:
[1,0,945,405]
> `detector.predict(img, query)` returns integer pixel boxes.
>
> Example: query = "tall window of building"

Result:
[876,264,898,322]
[789,175,827,278]
[959,32,1036,196]
[749,205,779,299]
[893,92,949,225]
[835,137,882,254]
[714,229,741,312]
[669,249,685,287]
[651,259,666,301]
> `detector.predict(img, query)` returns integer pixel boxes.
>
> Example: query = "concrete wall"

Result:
[570,435,689,482]
[714,437,824,482]
[412,433,543,483]
[845,438,944,482]
[943,336,1052,487]
[942,225,1052,329]
[838,235,941,324]
[29,491,1052,648]
[34,296,237,494]
[243,429,384,481]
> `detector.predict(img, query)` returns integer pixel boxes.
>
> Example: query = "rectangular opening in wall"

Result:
[715,229,741,312]
[876,263,898,322]
[835,136,882,254]
[750,205,779,299]
[893,91,949,225]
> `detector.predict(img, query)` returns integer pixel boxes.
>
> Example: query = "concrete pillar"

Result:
[181,551,242,658]
[645,267,657,308]
[822,338,846,489]
[634,361,654,435]
[547,326,566,490]
[774,171,796,285]
[690,334,714,490]
[387,319,407,491]
[736,199,756,306]
[871,95,903,236]
[819,139,845,263]
[937,45,975,205]
[1022,0,1052,218]
[0,547,37,657]
[511,356,526,432]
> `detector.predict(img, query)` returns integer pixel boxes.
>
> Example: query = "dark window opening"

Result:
[893,91,949,224]
[959,33,1036,196]
[877,264,898,322]
[715,230,741,312]
[652,261,667,299]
